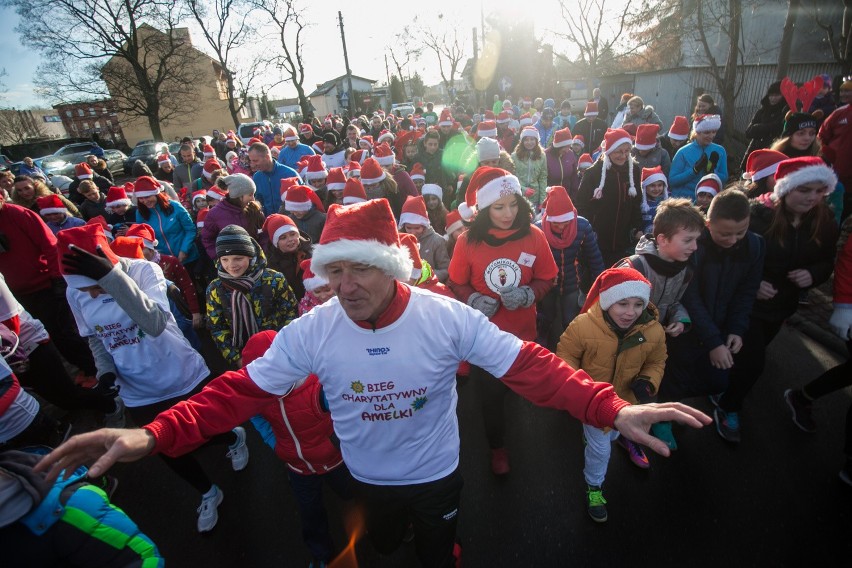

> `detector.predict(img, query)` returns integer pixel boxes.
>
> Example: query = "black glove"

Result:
[692,153,708,175]
[62,245,114,281]
[630,378,657,404]
[94,372,120,396]
[51,277,68,300]
[706,151,720,173]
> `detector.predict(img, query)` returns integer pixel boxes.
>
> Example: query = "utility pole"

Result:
[338,11,355,116]
[384,53,392,107]
[472,27,480,109]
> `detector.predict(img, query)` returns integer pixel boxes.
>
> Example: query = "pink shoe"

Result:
[616,436,650,469]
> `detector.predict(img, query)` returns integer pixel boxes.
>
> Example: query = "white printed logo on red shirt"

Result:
[483,258,522,292]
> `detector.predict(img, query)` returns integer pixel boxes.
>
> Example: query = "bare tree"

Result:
[422,15,467,99]
[387,26,422,102]
[810,0,852,75]
[776,0,803,80]
[0,109,48,145]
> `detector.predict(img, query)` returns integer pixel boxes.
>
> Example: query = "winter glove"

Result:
[467,292,499,318]
[692,153,708,175]
[706,151,720,173]
[498,285,536,310]
[828,306,852,340]
[94,372,120,396]
[630,377,657,404]
[61,245,114,281]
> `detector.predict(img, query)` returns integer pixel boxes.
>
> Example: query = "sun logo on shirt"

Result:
[351,381,365,394]
[411,396,428,411]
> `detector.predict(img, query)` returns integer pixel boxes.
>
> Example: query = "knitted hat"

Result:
[221,173,256,198]
[57,223,120,288]
[578,153,593,170]
[399,233,423,280]
[581,267,651,314]
[283,127,299,142]
[696,173,723,197]
[322,131,340,148]
[157,154,171,167]
[458,167,521,221]
[37,194,68,216]
[300,258,328,292]
[263,213,300,246]
[373,142,395,167]
[572,135,585,148]
[584,102,599,117]
[668,116,690,140]
[421,183,442,200]
[104,186,131,209]
[207,186,227,201]
[445,209,465,235]
[285,185,325,213]
[782,112,819,137]
[216,224,257,258]
[519,126,539,142]
[346,161,362,178]
[438,109,453,127]
[196,207,209,228]
[342,177,367,205]
[477,121,497,138]
[542,186,576,223]
[552,128,573,148]
[476,136,500,161]
[202,144,216,159]
[398,195,430,228]
[272,126,283,136]
[773,156,837,199]
[311,200,413,281]
[125,223,158,249]
[279,177,300,202]
[693,114,721,133]
[634,124,660,151]
[242,330,277,366]
[409,163,426,182]
[519,113,533,127]
[110,236,145,260]
[74,163,93,179]
[134,176,162,198]
[86,216,113,241]
[742,149,788,181]
[304,154,328,181]
[360,158,387,185]
[326,167,347,191]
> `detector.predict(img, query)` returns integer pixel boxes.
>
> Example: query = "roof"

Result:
[307,74,377,98]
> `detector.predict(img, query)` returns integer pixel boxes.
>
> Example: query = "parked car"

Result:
[238,121,272,144]
[102,149,128,175]
[123,142,169,175]
[168,142,182,155]
[36,155,76,177]
[0,155,12,170]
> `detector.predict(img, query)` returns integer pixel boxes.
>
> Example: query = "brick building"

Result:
[53,99,126,145]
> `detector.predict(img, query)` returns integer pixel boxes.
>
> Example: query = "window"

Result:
[94,121,101,129]
[89,108,96,116]
[65,110,72,117]
[77,109,84,117]
[82,122,88,129]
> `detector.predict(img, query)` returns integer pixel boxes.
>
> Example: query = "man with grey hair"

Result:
[248,142,301,216]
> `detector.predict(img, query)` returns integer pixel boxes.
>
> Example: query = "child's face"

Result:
[277,231,300,253]
[424,195,441,211]
[522,137,537,150]
[695,192,713,208]
[309,178,327,191]
[656,227,701,262]
[646,181,666,198]
[572,143,583,153]
[193,198,206,210]
[82,187,101,202]
[405,146,418,159]
[707,216,749,249]
[403,223,426,238]
[607,298,645,329]
[220,254,251,277]
[290,209,308,219]
[413,179,425,191]
[43,212,65,224]
[142,247,156,261]
[112,204,129,215]
[312,284,335,303]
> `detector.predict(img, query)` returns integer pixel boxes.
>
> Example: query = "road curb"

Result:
[787,313,847,357]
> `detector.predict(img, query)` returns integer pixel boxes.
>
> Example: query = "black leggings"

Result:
[469,365,511,449]
[800,340,852,456]
[719,318,783,413]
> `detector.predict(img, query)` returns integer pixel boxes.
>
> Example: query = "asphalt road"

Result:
[98,323,851,567]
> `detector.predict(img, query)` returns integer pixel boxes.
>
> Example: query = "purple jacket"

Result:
[201,199,268,258]
[545,149,579,197]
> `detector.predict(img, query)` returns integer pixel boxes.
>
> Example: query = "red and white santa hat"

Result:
[742,149,788,182]
[104,186,131,209]
[542,185,577,223]
[346,160,362,178]
[634,123,661,151]
[311,141,325,154]
[373,142,395,167]
[125,223,158,249]
[349,150,368,165]
[641,166,668,190]
[299,123,313,137]
[311,199,413,281]
[458,167,521,221]
[110,236,145,260]
[398,195,430,228]
[552,128,573,148]
[285,185,325,213]
[283,127,299,142]
[519,126,539,142]
[668,116,690,140]
[37,194,68,216]
[377,129,395,145]
[421,183,442,200]
[207,186,227,201]
[578,153,594,170]
[581,266,651,314]
[196,207,209,228]
[572,135,585,148]
[360,157,387,185]
[300,258,328,292]
[773,156,837,199]
[75,163,93,180]
[202,158,220,180]
[134,176,163,198]
[263,213,300,246]
[359,135,374,150]
[438,109,453,127]
[592,129,637,200]
[484,110,496,120]
[696,173,723,197]
[57,223,121,288]
[342,177,367,205]
[409,163,426,182]
[326,167,346,191]
[86,216,114,241]
[693,114,722,134]
[304,154,328,181]
[519,113,533,127]
[202,144,216,159]
[603,128,632,155]
[191,189,207,204]
[157,154,172,167]
[399,233,424,280]
[496,111,511,125]
[445,209,465,236]
[476,120,498,138]
[584,102,599,117]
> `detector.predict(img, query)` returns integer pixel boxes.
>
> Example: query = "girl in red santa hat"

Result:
[448,167,558,475]
[263,213,313,301]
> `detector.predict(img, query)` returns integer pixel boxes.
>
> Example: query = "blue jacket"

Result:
[136,200,199,264]
[553,113,577,131]
[278,143,315,171]
[253,162,301,216]
[535,217,604,295]
[680,229,765,350]
[534,119,557,148]
[668,140,728,199]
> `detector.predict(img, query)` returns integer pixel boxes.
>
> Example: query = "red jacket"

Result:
[157,254,201,314]
[819,104,852,181]
[834,221,852,305]
[0,372,21,417]
[0,203,60,295]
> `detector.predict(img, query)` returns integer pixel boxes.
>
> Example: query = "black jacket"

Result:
[741,96,788,169]
[575,158,643,254]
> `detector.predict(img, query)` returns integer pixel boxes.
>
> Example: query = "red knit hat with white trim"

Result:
[421,183,442,200]
[207,186,227,201]
[584,102,599,117]
[202,158,221,180]
[36,194,68,216]
[398,195,430,228]
[346,160,362,178]
[285,185,325,213]
[342,177,367,205]
[133,176,162,198]
[74,163,93,179]
[742,149,787,182]
[196,207,209,228]
[668,116,690,140]
[57,223,120,288]
[377,129,395,145]
[311,200,413,281]
[157,154,171,167]
[300,258,328,292]
[283,127,299,142]
[125,223,158,249]
[445,209,465,236]
[693,114,721,134]
[552,128,573,148]
[105,186,131,209]
[110,236,145,260]
[634,124,660,151]
[581,266,651,314]
[773,156,837,199]
[263,213,300,247]
[542,186,577,223]
[458,167,521,221]
[399,233,424,280]
[477,120,497,138]
[438,109,454,127]
[373,142,395,167]
[696,173,723,197]
[578,153,593,170]
[572,135,585,148]
[326,167,346,191]
[360,157,386,185]
[304,154,328,181]
[409,163,426,182]
[519,113,533,127]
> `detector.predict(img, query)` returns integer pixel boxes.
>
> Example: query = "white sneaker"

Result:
[197,485,224,532]
[103,396,126,429]
[226,426,249,471]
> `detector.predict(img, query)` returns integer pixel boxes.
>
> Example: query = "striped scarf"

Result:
[217,260,264,351]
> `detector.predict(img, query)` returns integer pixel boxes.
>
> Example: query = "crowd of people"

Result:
[1,73,851,568]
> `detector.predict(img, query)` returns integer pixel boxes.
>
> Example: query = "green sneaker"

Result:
[651,421,678,450]
[586,485,608,523]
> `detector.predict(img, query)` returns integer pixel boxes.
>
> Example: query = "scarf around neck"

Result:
[217,245,266,351]
[542,211,578,250]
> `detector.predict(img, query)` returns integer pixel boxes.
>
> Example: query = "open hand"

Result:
[613,402,712,457]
